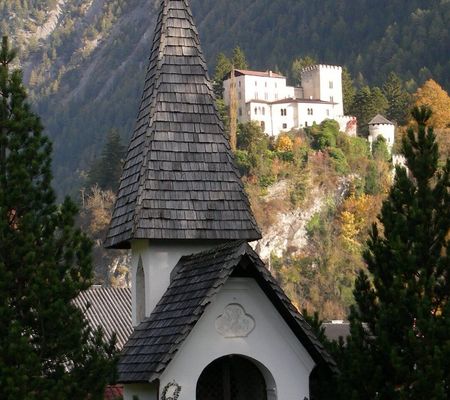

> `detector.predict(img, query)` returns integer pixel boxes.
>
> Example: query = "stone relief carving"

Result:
[215,303,255,338]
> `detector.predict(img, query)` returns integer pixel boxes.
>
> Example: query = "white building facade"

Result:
[223,66,356,136]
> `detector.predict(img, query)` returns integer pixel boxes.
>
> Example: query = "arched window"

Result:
[254,107,258,115]
[197,355,269,400]
[136,256,145,324]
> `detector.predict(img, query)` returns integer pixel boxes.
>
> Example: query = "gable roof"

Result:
[105,0,261,249]
[117,241,336,383]
[369,114,394,125]
[73,287,133,350]
[229,69,285,79]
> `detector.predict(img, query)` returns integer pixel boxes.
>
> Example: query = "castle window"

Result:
[305,121,308,127]
[329,81,333,89]
[311,108,314,115]
[281,108,287,116]
[255,81,257,86]
[282,123,287,129]
[326,109,330,116]
[254,107,258,115]
[262,107,266,116]
[275,93,278,100]
[261,121,265,131]
[265,92,268,100]
[255,92,258,100]
[330,96,334,103]
[265,82,268,87]
[275,83,278,88]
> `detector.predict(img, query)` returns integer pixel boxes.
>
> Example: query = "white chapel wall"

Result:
[159,278,315,400]
[130,240,222,327]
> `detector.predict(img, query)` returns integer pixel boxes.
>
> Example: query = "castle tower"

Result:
[105,1,334,399]
[368,114,395,153]
[301,65,344,116]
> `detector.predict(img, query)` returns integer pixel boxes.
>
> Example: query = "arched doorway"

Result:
[196,355,268,400]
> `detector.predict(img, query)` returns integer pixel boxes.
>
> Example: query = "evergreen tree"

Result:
[213,52,232,99]
[351,86,388,135]
[88,128,125,192]
[0,37,117,400]
[372,136,390,162]
[382,72,410,125]
[339,107,450,399]
[291,55,316,86]
[231,46,248,70]
[342,67,356,115]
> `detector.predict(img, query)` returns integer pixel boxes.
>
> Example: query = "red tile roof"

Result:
[234,69,285,78]
[104,385,123,400]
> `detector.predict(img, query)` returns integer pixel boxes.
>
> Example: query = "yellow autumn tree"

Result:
[414,79,450,128]
[276,134,293,152]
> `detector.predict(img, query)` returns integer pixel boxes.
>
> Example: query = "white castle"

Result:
[223,65,357,136]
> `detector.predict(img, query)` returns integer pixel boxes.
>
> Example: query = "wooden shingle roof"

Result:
[117,241,336,383]
[105,0,261,248]
[369,114,394,125]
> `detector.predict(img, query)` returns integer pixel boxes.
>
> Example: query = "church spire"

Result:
[105,0,261,249]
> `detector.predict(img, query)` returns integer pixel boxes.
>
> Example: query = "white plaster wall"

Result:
[296,102,331,128]
[369,123,395,153]
[318,66,343,116]
[160,278,315,400]
[248,101,273,135]
[130,240,223,326]
[271,102,297,135]
[123,383,158,400]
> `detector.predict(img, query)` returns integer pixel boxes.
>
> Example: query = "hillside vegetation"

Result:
[1,0,449,196]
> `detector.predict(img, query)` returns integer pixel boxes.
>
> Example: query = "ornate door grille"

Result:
[196,355,267,400]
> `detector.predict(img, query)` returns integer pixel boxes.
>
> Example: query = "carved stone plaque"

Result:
[215,303,255,338]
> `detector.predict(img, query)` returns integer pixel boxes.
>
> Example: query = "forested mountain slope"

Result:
[1,0,449,195]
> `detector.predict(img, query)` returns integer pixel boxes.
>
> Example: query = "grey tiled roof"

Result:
[105,0,261,248]
[369,114,394,125]
[117,241,336,383]
[74,287,133,350]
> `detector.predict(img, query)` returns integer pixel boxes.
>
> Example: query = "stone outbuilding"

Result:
[105,1,335,399]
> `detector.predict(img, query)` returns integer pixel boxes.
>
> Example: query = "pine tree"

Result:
[291,55,316,86]
[88,128,125,192]
[339,106,450,399]
[351,86,388,135]
[382,72,410,125]
[213,52,232,99]
[0,37,117,400]
[231,46,248,70]
[342,67,356,115]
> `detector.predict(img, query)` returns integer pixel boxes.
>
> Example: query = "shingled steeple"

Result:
[105,0,261,249]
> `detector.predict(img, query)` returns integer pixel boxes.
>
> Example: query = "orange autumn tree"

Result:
[414,79,450,128]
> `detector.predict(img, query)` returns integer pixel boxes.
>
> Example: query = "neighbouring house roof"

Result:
[117,241,337,383]
[104,385,124,400]
[104,0,261,249]
[228,69,285,79]
[73,287,132,350]
[369,114,394,125]
[322,322,350,343]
